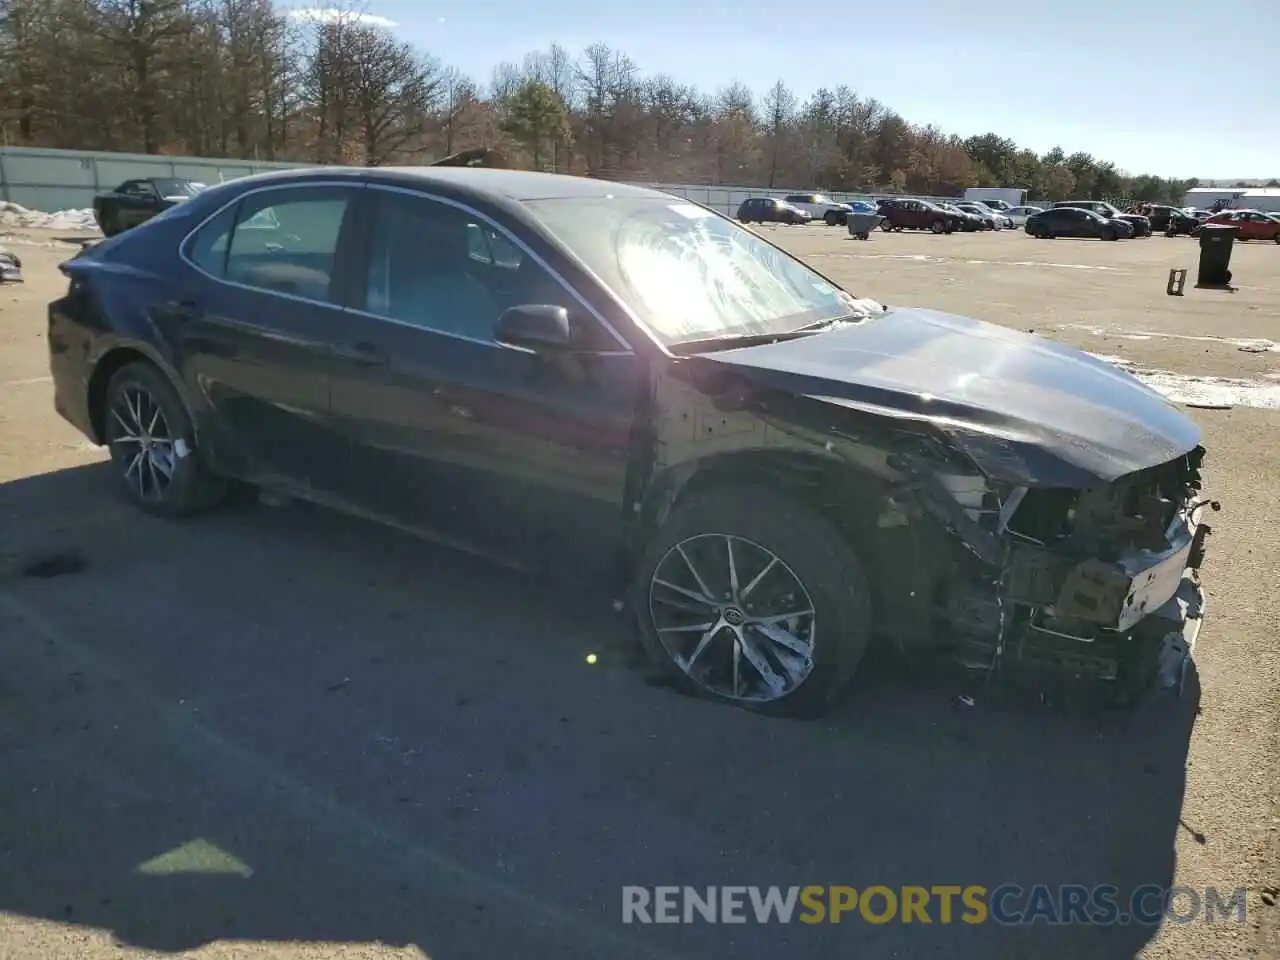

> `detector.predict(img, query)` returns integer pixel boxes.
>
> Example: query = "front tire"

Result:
[880,219,894,232]
[104,362,226,518]
[632,486,872,718]
[1101,227,1117,241]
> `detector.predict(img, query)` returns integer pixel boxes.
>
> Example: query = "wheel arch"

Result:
[86,343,196,444]
[628,441,972,647]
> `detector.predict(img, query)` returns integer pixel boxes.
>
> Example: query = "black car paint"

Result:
[1026,207,1131,239]
[700,308,1200,487]
[93,178,200,234]
[49,167,1208,684]
[1054,201,1151,236]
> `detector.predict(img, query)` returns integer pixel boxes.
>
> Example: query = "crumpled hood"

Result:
[700,307,1201,486]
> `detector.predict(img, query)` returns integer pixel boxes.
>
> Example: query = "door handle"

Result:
[332,341,388,365]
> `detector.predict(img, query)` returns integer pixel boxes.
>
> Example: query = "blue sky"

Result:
[288,0,1278,180]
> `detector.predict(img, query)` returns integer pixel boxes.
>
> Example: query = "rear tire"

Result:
[632,485,872,719]
[1101,227,1117,241]
[103,362,226,518]
[824,212,839,226]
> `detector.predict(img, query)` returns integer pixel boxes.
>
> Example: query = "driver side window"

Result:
[362,191,616,350]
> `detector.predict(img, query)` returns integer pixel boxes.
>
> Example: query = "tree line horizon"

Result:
[3,1,1272,204]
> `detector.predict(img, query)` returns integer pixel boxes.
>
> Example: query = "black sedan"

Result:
[1054,200,1151,237]
[49,167,1212,716]
[736,197,811,225]
[1026,206,1134,240]
[93,178,207,236]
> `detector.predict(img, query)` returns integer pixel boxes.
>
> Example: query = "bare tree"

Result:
[760,79,795,187]
[347,27,440,164]
[436,65,477,155]
[92,0,191,152]
[0,19,1203,202]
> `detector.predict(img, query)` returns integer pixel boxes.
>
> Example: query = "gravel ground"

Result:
[1,223,1277,959]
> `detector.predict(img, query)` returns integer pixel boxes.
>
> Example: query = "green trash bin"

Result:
[1196,223,1237,286]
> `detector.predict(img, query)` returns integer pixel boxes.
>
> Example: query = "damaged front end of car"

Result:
[925,444,1215,699]
[656,308,1217,703]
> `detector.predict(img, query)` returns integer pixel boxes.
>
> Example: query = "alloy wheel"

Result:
[108,385,178,502]
[648,533,817,703]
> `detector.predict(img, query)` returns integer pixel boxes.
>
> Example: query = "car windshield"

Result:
[153,179,204,197]
[524,196,857,346]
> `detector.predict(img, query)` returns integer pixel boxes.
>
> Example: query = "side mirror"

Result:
[495,304,572,352]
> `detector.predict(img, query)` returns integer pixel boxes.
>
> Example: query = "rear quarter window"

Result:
[184,204,237,277]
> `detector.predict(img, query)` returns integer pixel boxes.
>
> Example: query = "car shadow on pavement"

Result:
[0,463,1201,960]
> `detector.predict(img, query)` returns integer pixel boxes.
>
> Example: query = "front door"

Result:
[329,187,641,579]
[174,182,363,495]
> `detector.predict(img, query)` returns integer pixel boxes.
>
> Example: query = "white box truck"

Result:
[963,187,1027,212]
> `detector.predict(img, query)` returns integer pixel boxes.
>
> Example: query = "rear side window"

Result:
[183,186,357,303]
[186,204,236,277]
[224,187,356,303]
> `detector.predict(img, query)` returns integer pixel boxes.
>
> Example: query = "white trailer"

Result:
[1182,187,1247,212]
[963,187,1027,211]
[1240,188,1280,213]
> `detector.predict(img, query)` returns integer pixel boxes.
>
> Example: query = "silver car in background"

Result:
[1003,205,1045,227]
[960,202,1015,229]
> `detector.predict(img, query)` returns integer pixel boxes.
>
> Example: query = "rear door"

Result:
[329,186,641,578]
[175,182,362,494]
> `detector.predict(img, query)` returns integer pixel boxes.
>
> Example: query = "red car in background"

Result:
[1204,209,1280,243]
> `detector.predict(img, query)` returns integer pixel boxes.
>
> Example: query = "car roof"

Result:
[214,165,674,203]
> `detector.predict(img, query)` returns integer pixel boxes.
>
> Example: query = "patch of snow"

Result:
[0,201,99,231]
[1065,323,1279,353]
[1088,353,1280,411]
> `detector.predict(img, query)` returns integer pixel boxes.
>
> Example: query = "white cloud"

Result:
[287,7,399,28]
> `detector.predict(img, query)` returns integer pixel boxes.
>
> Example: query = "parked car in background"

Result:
[737,197,813,225]
[1204,209,1280,243]
[1027,206,1134,240]
[962,190,1023,212]
[1137,204,1197,234]
[877,198,960,234]
[1003,205,1044,227]
[825,199,879,227]
[783,193,854,226]
[972,203,1015,229]
[46,166,1213,715]
[956,202,1012,229]
[93,178,207,236]
[1138,205,1201,236]
[1054,200,1151,237]
[939,203,986,231]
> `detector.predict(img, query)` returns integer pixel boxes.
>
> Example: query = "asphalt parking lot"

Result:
[1,223,1278,959]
